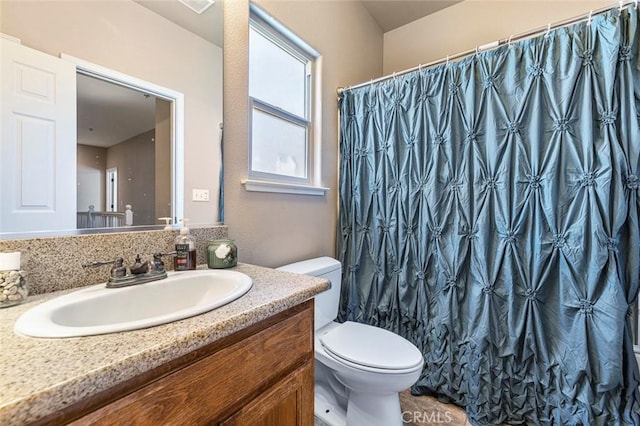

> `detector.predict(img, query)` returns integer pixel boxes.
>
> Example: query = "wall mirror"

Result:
[0,0,223,239]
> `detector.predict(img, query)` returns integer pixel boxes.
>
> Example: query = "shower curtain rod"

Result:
[337,0,637,95]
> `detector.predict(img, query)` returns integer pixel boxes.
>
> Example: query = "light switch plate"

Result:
[192,189,210,202]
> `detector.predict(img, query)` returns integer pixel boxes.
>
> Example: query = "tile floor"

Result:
[399,389,471,426]
[314,389,471,426]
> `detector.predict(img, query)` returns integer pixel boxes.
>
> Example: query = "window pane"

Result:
[249,27,307,118]
[251,108,307,179]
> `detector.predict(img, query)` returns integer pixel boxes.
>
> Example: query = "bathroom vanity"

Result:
[0,263,328,425]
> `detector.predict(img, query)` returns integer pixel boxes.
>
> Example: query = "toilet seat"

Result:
[319,321,423,372]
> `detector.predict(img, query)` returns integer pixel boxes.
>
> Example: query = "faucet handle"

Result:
[110,258,127,278]
[82,257,127,279]
[150,252,167,274]
[82,259,115,268]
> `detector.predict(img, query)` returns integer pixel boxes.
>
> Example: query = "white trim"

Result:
[59,54,184,224]
[242,179,328,196]
[248,4,323,193]
[249,3,320,58]
[312,55,323,187]
[1,33,21,44]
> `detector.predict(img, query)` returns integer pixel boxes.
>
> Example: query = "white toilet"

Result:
[278,257,424,426]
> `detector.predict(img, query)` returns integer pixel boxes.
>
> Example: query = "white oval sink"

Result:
[14,270,253,338]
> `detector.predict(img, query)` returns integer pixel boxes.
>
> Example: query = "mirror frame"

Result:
[61,53,185,227]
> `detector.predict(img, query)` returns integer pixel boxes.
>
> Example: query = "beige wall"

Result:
[0,0,223,227]
[223,0,383,267]
[383,0,615,74]
[77,145,107,212]
[107,129,156,225]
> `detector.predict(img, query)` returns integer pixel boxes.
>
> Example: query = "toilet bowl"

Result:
[278,257,424,426]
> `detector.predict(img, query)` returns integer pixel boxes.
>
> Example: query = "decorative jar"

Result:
[0,252,28,308]
[207,239,238,269]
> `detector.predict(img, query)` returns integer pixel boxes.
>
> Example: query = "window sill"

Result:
[241,179,329,196]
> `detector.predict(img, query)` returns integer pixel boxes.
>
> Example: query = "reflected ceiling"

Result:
[77,75,156,148]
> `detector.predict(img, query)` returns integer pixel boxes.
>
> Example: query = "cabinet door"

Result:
[221,360,314,426]
[69,303,313,425]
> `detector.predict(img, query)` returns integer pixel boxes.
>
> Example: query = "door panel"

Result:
[1,37,76,233]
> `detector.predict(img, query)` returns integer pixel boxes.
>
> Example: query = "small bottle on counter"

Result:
[174,219,196,271]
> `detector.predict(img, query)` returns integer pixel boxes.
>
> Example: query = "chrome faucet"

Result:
[82,253,170,288]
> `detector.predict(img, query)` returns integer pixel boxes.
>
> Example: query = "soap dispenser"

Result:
[158,217,173,231]
[174,219,196,271]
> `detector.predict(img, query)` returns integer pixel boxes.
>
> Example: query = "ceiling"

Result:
[133,0,461,46]
[361,0,462,33]
[79,0,458,149]
[134,0,223,47]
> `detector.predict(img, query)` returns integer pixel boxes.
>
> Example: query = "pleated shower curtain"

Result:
[337,6,640,425]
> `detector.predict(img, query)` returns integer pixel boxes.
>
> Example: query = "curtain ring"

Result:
[544,23,551,38]
[446,55,449,65]
[508,35,514,48]
[635,0,638,10]
[587,10,593,25]
[619,0,624,13]
[475,46,479,56]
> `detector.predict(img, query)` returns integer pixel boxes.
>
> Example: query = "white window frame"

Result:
[243,4,328,196]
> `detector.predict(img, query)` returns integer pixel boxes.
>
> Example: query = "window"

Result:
[246,5,327,195]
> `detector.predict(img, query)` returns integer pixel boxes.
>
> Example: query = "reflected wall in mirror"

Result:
[76,74,173,229]
[0,0,223,239]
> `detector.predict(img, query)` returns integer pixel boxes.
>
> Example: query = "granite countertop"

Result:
[0,263,329,425]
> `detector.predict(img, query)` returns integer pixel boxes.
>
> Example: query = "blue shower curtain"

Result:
[337,6,640,425]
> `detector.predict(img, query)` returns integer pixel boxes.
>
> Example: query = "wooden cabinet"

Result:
[40,300,314,426]
[221,361,313,426]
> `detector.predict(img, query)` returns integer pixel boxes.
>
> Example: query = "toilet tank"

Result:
[277,257,342,330]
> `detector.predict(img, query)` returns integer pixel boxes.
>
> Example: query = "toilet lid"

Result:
[319,321,423,370]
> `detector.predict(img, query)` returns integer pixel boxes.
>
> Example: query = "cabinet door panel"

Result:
[221,360,314,426]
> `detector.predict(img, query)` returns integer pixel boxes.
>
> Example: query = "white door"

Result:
[106,167,117,212]
[1,37,77,233]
